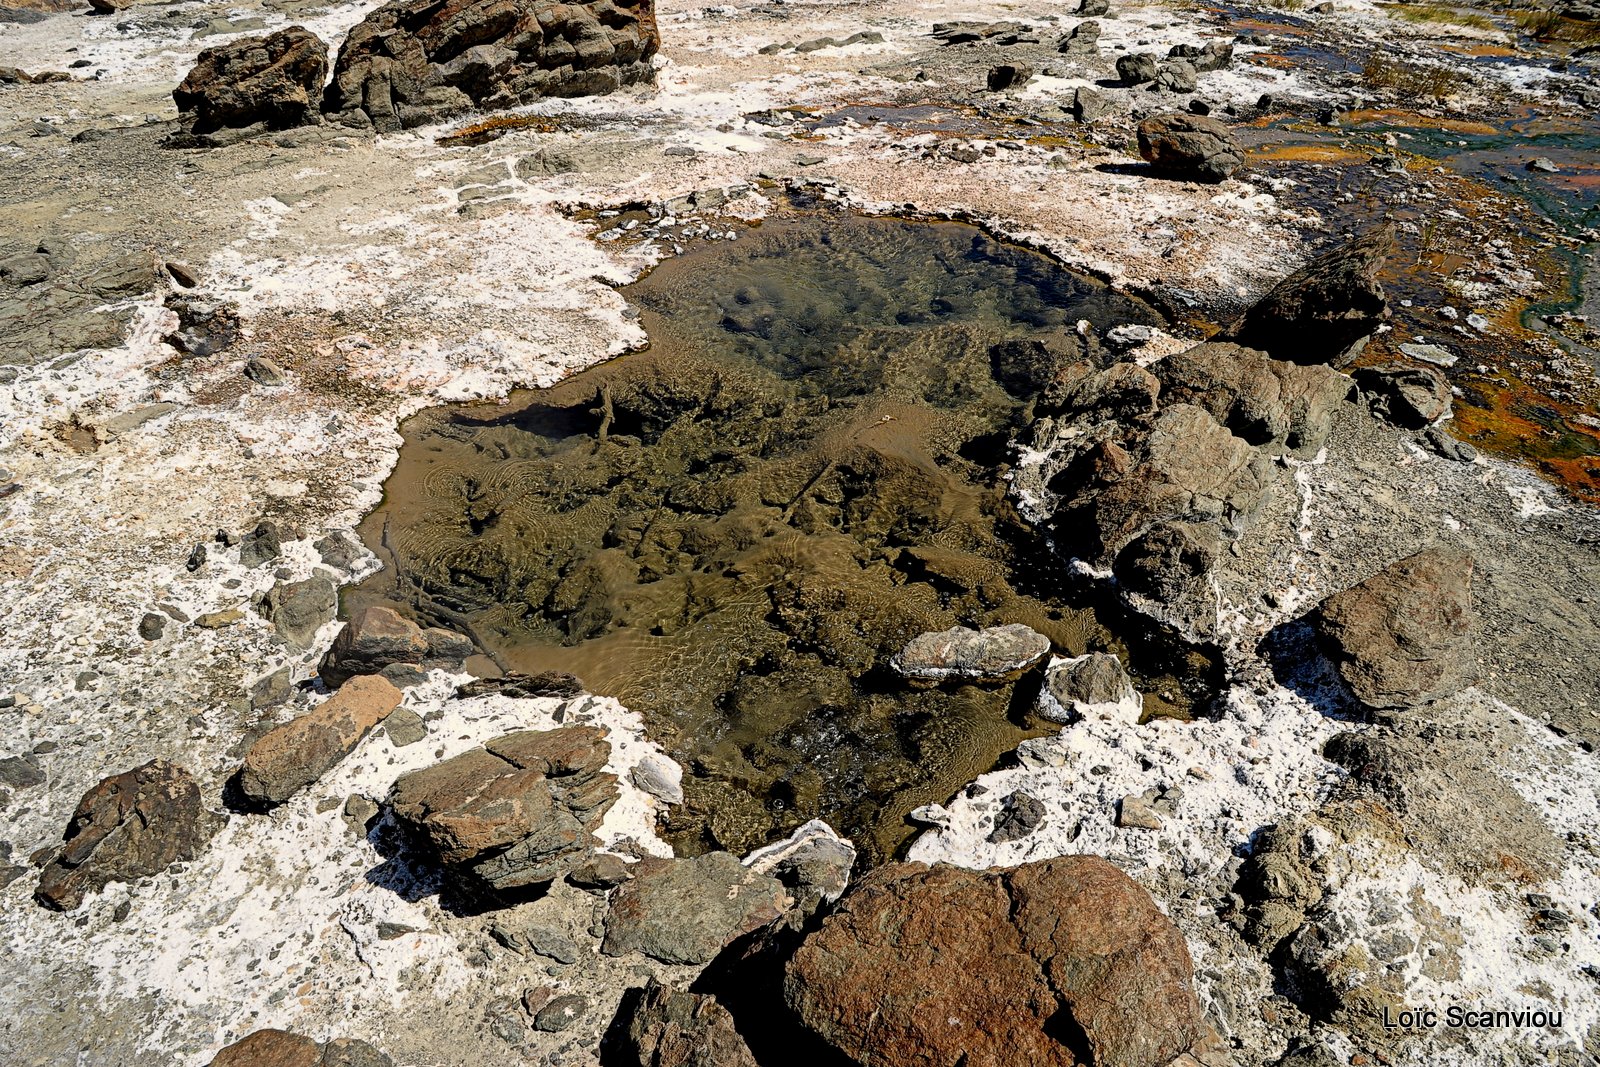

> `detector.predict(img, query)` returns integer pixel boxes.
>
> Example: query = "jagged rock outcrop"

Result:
[388,725,618,896]
[1137,112,1243,182]
[323,0,660,132]
[1313,545,1476,709]
[890,623,1052,685]
[172,27,329,136]
[784,857,1222,1067]
[1352,363,1452,428]
[36,761,223,911]
[235,675,404,807]
[1219,226,1395,366]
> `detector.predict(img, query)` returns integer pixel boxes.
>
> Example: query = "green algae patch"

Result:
[355,214,1167,861]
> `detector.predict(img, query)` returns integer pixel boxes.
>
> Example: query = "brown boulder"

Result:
[1219,226,1394,367]
[173,27,329,134]
[323,0,660,133]
[1136,112,1243,182]
[236,674,404,807]
[388,725,617,895]
[319,605,429,688]
[1314,545,1476,709]
[36,760,222,911]
[784,857,1215,1067]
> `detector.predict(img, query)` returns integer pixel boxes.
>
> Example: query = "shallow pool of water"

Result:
[353,213,1172,861]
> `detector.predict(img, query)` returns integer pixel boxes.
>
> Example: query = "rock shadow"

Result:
[1257,614,1369,722]
[362,808,551,916]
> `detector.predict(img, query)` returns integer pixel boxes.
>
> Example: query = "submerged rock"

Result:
[36,760,223,911]
[784,858,1216,1067]
[601,852,789,964]
[1219,226,1395,367]
[1137,112,1243,182]
[890,623,1051,685]
[323,0,660,132]
[1313,545,1476,710]
[235,675,403,807]
[610,978,760,1067]
[172,26,329,137]
[388,725,617,896]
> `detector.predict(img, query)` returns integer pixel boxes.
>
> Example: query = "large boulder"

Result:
[172,27,329,135]
[1137,113,1243,182]
[1219,227,1395,367]
[323,0,660,133]
[36,761,223,911]
[1153,341,1349,453]
[890,623,1051,685]
[235,675,404,807]
[388,725,618,896]
[601,852,790,964]
[1313,545,1476,709]
[784,858,1218,1067]
[609,979,760,1067]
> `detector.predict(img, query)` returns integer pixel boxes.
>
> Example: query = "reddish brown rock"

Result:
[36,760,222,911]
[236,675,403,806]
[1314,545,1476,709]
[784,857,1213,1067]
[318,605,430,688]
[207,1030,393,1067]
[1136,112,1243,182]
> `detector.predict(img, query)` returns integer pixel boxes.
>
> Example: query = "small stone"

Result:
[244,357,285,385]
[532,993,589,1032]
[195,608,245,629]
[186,543,208,572]
[630,753,684,805]
[1116,52,1159,84]
[891,623,1051,685]
[238,520,283,568]
[384,707,426,747]
[235,675,404,806]
[138,612,167,641]
[1117,793,1165,830]
[986,63,1033,91]
[568,852,633,891]
[343,793,380,834]
[988,791,1047,843]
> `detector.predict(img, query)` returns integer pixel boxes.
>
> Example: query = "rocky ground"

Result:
[3,0,1600,1064]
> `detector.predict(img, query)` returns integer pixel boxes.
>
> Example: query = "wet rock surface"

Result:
[890,622,1051,685]
[36,760,223,911]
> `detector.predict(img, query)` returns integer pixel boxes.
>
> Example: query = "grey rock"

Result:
[986,63,1033,91]
[988,790,1047,842]
[1353,363,1452,428]
[138,612,166,641]
[630,752,684,805]
[238,520,282,568]
[1070,85,1112,123]
[0,754,44,789]
[1058,21,1100,54]
[260,577,337,648]
[568,852,633,891]
[532,993,589,1032]
[602,852,789,964]
[743,819,856,909]
[1155,59,1197,94]
[244,356,285,385]
[1116,52,1159,84]
[1116,792,1164,830]
[1398,342,1457,368]
[1080,0,1110,13]
[1041,652,1137,722]
[1421,425,1476,463]
[890,623,1051,685]
[1152,341,1349,452]
[384,707,426,747]
[313,530,365,571]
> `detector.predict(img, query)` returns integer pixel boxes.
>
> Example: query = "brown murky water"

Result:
[353,213,1171,861]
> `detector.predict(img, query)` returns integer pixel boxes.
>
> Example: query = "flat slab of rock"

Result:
[612,978,760,1067]
[602,852,789,964]
[1314,545,1476,709]
[389,726,617,895]
[36,760,222,911]
[236,675,403,807]
[890,623,1051,685]
[1219,226,1394,367]
[784,857,1213,1067]
[1137,112,1243,182]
